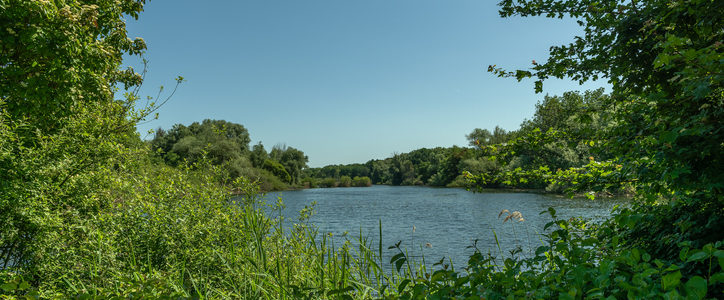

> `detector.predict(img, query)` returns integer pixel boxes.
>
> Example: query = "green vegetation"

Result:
[0,1,366,298]
[304,147,481,188]
[393,0,724,298]
[1,0,722,299]
[150,120,309,191]
[304,90,611,192]
[301,175,372,188]
[467,89,624,193]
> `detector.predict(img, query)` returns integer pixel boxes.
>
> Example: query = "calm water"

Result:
[265,185,626,267]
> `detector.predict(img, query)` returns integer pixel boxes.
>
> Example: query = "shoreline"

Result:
[253,184,633,199]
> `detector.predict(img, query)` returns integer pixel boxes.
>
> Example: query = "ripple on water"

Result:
[265,185,628,267]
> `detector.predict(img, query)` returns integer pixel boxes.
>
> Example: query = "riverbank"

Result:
[268,183,633,200]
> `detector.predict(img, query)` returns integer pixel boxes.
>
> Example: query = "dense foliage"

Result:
[485,0,723,256]
[408,0,724,298]
[0,1,376,298]
[304,147,483,188]
[467,88,627,193]
[306,89,614,192]
[1,0,151,276]
[2,0,722,299]
[150,121,309,191]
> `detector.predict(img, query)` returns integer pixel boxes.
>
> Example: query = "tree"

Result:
[467,126,510,146]
[0,0,148,137]
[494,0,723,197]
[466,128,492,146]
[263,159,291,183]
[250,142,268,168]
[0,0,178,275]
[339,176,352,187]
[492,0,723,264]
[278,146,308,185]
[150,119,250,166]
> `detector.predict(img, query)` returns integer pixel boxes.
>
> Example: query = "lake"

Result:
[265,185,626,268]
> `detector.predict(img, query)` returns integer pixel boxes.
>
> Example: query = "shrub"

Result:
[389,208,724,299]
[262,159,291,183]
[319,178,337,188]
[352,176,372,187]
[339,176,352,187]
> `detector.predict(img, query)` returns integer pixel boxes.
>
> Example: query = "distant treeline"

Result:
[302,146,483,188]
[148,89,615,193]
[303,88,623,193]
[150,119,309,191]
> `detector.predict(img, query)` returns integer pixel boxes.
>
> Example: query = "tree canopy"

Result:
[151,119,251,166]
[492,0,723,199]
[483,0,724,272]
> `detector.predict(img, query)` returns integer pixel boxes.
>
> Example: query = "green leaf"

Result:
[710,272,724,284]
[390,252,405,264]
[684,276,707,299]
[662,271,682,291]
[558,292,575,300]
[430,270,446,282]
[0,282,17,292]
[679,248,690,261]
[397,279,411,293]
[395,257,406,273]
[662,290,681,300]
[642,253,651,262]
[687,251,708,262]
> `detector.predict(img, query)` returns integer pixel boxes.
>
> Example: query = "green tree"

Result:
[0,2,207,292]
[250,142,268,168]
[262,159,291,184]
[466,128,492,146]
[151,119,250,166]
[338,175,352,187]
[467,126,510,146]
[352,176,372,187]
[0,0,148,137]
[0,0,160,272]
[278,146,308,185]
[492,0,723,266]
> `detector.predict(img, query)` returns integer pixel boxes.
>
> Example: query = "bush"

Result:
[446,174,470,188]
[389,208,724,299]
[339,176,352,187]
[262,159,291,183]
[237,167,288,192]
[352,176,372,187]
[319,177,337,188]
[0,152,392,298]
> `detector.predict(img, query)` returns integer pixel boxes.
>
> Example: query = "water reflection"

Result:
[265,185,627,267]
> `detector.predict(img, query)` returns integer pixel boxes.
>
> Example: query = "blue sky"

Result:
[124,0,607,167]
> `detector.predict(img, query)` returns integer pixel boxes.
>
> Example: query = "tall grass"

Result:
[2,153,722,299]
[0,151,436,298]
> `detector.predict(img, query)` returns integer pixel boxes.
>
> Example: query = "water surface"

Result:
[266,185,626,267]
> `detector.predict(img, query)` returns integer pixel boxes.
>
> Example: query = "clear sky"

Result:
[124,0,607,167]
